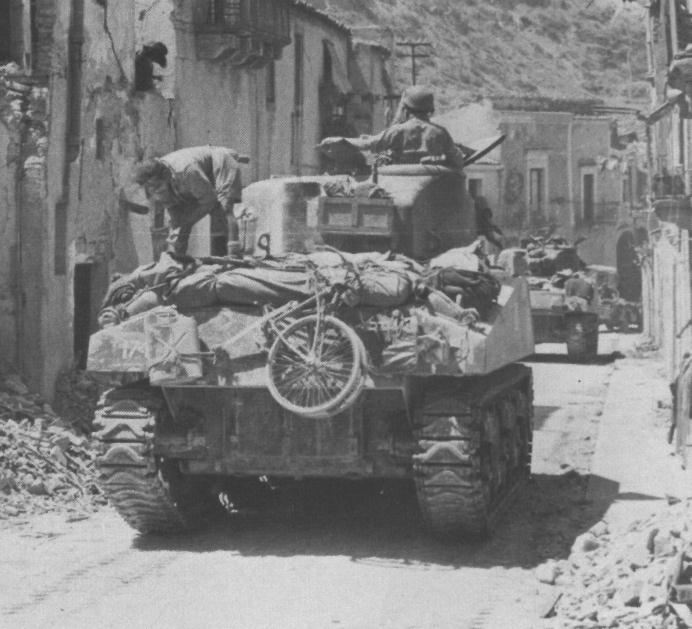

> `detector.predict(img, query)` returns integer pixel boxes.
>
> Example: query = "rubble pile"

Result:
[53,368,103,434]
[539,501,692,628]
[0,373,103,521]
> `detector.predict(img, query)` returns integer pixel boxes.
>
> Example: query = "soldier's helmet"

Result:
[401,85,435,114]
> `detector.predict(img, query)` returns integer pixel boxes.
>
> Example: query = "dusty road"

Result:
[0,334,628,629]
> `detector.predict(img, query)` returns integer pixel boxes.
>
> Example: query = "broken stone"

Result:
[536,560,561,585]
[597,607,639,627]
[629,544,651,570]
[26,480,47,495]
[2,374,29,396]
[652,530,678,558]
[589,520,608,538]
[572,532,600,554]
[49,445,67,467]
[617,577,644,607]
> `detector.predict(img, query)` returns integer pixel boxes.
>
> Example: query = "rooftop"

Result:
[292,1,350,35]
[489,94,606,115]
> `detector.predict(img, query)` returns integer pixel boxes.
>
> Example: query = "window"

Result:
[528,168,545,214]
[95,119,106,160]
[468,178,483,199]
[525,151,549,218]
[582,170,596,224]
[266,60,275,106]
[73,263,93,370]
[322,41,333,86]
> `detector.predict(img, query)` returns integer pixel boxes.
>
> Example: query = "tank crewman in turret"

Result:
[319,85,468,169]
[134,146,243,257]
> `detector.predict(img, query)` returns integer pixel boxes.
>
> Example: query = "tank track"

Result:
[412,364,533,537]
[93,385,192,534]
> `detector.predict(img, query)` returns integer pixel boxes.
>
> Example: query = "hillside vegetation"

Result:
[309,0,649,111]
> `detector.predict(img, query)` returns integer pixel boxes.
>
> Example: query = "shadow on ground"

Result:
[130,472,639,570]
[527,352,623,365]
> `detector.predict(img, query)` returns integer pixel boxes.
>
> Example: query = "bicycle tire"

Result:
[266,314,364,418]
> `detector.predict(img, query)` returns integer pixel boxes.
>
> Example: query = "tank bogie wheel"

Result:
[267,314,365,418]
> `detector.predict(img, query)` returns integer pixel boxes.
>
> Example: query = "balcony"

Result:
[194,0,291,66]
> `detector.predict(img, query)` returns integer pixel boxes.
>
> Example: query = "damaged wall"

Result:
[36,0,177,395]
[437,101,630,266]
[0,75,21,371]
[4,0,388,398]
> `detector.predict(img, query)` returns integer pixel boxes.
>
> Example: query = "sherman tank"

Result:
[87,156,535,538]
[524,237,600,361]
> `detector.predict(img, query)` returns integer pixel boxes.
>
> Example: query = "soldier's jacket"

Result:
[565,276,595,303]
[161,146,242,216]
[352,117,465,168]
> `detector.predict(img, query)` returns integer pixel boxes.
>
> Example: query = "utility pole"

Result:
[396,41,432,85]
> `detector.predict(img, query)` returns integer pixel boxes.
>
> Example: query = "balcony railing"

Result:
[193,0,291,66]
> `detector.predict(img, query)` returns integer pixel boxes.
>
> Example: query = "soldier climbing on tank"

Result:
[318,85,469,168]
[133,146,244,258]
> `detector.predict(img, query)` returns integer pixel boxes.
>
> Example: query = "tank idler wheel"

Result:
[95,386,218,535]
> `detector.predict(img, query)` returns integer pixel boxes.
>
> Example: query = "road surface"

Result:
[0,334,627,629]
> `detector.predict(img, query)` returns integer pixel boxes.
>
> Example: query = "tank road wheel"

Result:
[94,385,212,534]
[565,314,599,361]
[267,314,365,419]
[412,364,533,538]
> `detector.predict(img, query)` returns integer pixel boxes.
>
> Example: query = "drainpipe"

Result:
[567,116,575,232]
[645,120,654,200]
[55,0,84,275]
[670,0,679,55]
[14,82,31,374]
[645,8,655,84]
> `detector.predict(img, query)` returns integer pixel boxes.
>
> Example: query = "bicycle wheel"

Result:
[267,314,364,418]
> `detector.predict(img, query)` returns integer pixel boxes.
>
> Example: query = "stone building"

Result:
[436,97,647,272]
[0,0,394,397]
[634,0,692,465]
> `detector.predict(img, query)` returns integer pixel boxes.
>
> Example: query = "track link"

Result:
[413,364,533,537]
[94,385,191,534]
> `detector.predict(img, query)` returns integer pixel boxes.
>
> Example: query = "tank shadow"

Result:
[131,472,624,570]
[532,405,562,430]
[526,352,623,365]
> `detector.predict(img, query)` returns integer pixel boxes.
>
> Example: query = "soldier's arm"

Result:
[321,129,389,153]
[214,153,243,212]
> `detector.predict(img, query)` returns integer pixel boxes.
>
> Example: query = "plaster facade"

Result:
[438,101,643,267]
[0,0,394,397]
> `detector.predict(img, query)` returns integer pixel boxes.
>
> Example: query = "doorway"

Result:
[616,231,642,302]
[582,173,595,224]
[73,261,109,369]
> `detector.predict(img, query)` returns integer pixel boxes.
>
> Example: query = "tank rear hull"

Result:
[529,288,600,358]
[95,364,533,538]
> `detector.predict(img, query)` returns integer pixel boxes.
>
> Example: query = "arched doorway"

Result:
[616,230,642,302]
